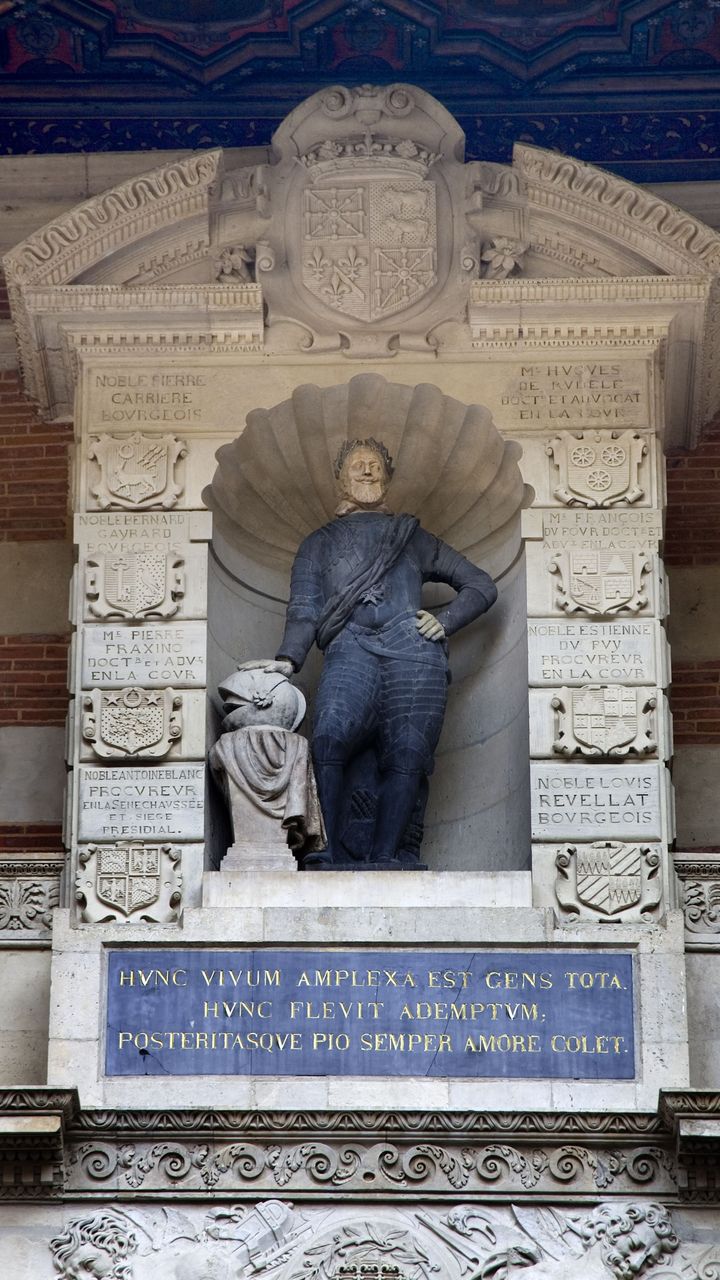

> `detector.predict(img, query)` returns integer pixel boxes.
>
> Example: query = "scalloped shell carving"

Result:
[207,374,528,573]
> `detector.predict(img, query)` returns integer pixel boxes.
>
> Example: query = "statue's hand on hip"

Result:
[237,658,296,676]
[415,609,446,642]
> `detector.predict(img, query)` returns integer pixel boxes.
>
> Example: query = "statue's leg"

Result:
[372,648,448,864]
[309,636,381,867]
[371,768,425,865]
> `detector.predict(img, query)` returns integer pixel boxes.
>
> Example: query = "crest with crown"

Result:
[258,83,471,341]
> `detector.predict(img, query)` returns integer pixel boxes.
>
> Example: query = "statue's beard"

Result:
[341,478,387,508]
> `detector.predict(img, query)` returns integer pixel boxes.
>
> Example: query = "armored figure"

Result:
[244,437,497,868]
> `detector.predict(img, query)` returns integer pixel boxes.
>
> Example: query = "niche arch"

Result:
[205,373,532,871]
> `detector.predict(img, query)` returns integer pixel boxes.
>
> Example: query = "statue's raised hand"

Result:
[415,609,446,642]
[236,658,295,677]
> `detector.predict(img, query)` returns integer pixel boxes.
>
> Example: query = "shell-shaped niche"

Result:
[206,374,529,582]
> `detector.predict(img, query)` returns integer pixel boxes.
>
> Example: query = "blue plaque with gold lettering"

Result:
[105,948,635,1079]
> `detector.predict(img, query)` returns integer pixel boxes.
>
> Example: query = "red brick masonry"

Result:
[0,370,72,541]
[666,419,720,565]
[0,634,69,726]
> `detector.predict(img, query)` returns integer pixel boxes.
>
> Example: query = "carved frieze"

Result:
[85,550,185,620]
[44,1199,720,1280]
[65,1135,678,1198]
[75,842,182,924]
[555,842,663,924]
[547,431,647,508]
[552,685,657,758]
[549,550,652,616]
[88,433,186,510]
[82,687,182,759]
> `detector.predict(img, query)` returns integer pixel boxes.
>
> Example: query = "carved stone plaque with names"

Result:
[530,762,664,841]
[77,764,205,841]
[527,620,665,686]
[81,623,207,687]
[542,509,663,550]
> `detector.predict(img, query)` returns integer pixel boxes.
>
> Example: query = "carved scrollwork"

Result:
[64,1137,678,1197]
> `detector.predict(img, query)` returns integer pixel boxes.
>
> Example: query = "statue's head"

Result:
[334,437,394,509]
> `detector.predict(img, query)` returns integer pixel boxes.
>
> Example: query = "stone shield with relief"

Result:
[85,549,185,620]
[82,687,183,758]
[89,432,186,509]
[547,431,647,508]
[76,841,182,923]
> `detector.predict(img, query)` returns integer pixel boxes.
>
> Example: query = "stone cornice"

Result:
[2,1092,720,1204]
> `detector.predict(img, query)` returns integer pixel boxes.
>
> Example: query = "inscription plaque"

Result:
[497,361,647,426]
[542,510,662,550]
[75,511,211,553]
[105,947,635,1080]
[531,762,663,840]
[82,622,207,687]
[528,621,662,686]
[77,764,205,840]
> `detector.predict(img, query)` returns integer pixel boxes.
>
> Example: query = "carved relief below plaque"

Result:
[549,550,651,615]
[85,549,185,620]
[552,685,657,758]
[89,433,186,509]
[547,431,647,507]
[82,687,182,759]
[76,842,182,923]
[556,842,662,923]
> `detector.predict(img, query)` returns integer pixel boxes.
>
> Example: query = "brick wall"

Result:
[0,634,69,727]
[0,369,70,854]
[665,419,720,565]
[0,369,72,541]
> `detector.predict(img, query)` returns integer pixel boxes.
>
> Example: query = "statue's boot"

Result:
[371,768,424,865]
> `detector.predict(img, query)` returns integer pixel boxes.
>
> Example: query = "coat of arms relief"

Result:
[253,84,513,351]
[555,842,662,924]
[76,842,182,924]
[89,433,186,510]
[85,550,185,620]
[547,431,648,508]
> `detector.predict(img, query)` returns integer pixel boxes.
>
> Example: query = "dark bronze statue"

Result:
[243,438,497,869]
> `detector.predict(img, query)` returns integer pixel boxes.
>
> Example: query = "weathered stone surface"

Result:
[81,622,207,687]
[527,619,667,687]
[530,762,667,841]
[76,764,205,841]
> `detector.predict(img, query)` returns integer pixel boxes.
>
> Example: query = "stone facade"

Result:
[1,82,720,1275]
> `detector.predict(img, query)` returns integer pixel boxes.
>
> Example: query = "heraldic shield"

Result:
[95,843,161,917]
[572,685,639,756]
[82,687,182,759]
[85,550,185,620]
[548,431,647,508]
[301,176,437,322]
[89,432,186,510]
[576,842,643,915]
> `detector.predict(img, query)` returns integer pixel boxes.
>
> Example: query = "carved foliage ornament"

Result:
[85,550,185,620]
[556,842,662,923]
[0,873,59,933]
[66,1137,677,1196]
[89,433,186,510]
[547,432,647,508]
[549,550,651,616]
[552,685,657,758]
[82,687,182,759]
[76,841,182,923]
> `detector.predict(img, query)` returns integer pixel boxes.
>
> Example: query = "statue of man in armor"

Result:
[243,437,497,869]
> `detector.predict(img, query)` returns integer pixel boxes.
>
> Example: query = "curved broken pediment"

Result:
[3,84,720,446]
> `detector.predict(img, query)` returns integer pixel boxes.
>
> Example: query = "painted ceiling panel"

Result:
[1,0,720,177]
